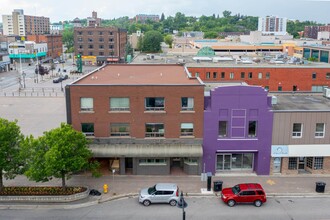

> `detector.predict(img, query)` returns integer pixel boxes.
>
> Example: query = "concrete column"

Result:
[120,157,125,175]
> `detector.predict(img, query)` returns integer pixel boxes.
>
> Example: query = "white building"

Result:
[240,31,293,44]
[258,16,287,36]
[2,9,25,36]
[8,41,48,63]
[318,31,330,40]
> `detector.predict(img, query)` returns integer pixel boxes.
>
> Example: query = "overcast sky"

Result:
[0,0,329,24]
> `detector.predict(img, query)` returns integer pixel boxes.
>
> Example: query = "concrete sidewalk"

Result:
[1,174,330,209]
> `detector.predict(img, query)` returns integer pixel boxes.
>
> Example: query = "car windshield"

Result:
[147,185,157,195]
[232,185,241,195]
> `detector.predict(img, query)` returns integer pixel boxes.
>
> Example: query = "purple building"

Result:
[203,85,273,175]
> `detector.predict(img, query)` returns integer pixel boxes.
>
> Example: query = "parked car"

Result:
[61,74,68,80]
[59,60,65,63]
[52,77,62,83]
[139,183,179,206]
[54,60,59,64]
[221,183,267,207]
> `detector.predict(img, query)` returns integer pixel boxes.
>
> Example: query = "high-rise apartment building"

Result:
[2,9,50,36]
[305,24,330,39]
[258,16,287,35]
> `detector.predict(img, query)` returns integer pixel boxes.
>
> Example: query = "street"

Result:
[0,197,329,220]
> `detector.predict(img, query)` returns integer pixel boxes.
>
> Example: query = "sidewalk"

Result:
[1,174,329,209]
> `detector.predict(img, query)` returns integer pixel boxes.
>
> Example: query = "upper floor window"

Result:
[292,123,303,138]
[221,72,225,79]
[258,73,262,79]
[110,123,130,136]
[266,72,270,79]
[315,123,325,138]
[312,72,317,79]
[88,31,93,35]
[326,73,330,80]
[81,123,94,136]
[213,72,217,78]
[110,98,130,111]
[145,97,164,111]
[80,98,93,111]
[145,123,164,137]
[248,121,257,137]
[241,72,245,79]
[99,31,103,35]
[195,72,199,77]
[248,72,253,79]
[181,123,194,136]
[109,31,113,35]
[206,72,210,79]
[99,38,104,42]
[181,97,194,111]
[229,72,234,79]
[218,121,228,137]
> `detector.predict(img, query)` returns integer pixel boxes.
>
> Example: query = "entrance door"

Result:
[216,154,231,171]
[298,157,305,170]
[273,157,281,173]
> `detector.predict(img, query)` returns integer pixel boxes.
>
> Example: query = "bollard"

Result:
[103,184,108,193]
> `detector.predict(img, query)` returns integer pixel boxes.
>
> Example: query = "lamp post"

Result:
[177,191,187,220]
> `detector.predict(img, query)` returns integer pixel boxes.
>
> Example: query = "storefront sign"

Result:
[271,145,289,157]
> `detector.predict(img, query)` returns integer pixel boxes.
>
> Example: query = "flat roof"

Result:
[72,64,203,86]
[271,93,330,111]
[186,62,330,68]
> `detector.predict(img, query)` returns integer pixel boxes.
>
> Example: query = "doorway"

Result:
[125,158,133,175]
[298,157,305,170]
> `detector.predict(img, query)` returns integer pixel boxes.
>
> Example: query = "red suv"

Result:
[221,183,267,207]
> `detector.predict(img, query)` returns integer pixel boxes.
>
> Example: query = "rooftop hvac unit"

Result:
[271,96,277,105]
[323,88,330,99]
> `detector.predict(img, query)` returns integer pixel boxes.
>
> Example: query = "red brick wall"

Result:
[187,66,330,92]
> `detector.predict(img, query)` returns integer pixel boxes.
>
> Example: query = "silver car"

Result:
[139,183,179,206]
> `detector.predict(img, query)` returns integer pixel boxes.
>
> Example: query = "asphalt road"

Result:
[0,197,329,220]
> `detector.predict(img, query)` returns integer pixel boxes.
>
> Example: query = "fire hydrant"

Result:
[103,184,108,194]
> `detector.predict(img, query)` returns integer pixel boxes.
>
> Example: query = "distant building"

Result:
[258,16,287,35]
[318,31,330,41]
[2,9,50,36]
[27,34,63,59]
[74,26,127,65]
[8,41,47,64]
[128,30,143,50]
[50,24,64,35]
[135,14,159,23]
[72,18,82,28]
[87,11,101,27]
[304,24,330,39]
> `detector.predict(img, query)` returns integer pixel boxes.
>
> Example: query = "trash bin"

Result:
[207,172,212,191]
[316,182,326,193]
[214,181,223,192]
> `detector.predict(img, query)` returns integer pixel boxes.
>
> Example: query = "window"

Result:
[248,121,257,137]
[315,123,325,137]
[264,86,269,91]
[327,73,330,79]
[229,72,234,79]
[99,52,104,56]
[288,157,297,170]
[88,45,93,49]
[278,86,282,91]
[181,123,194,136]
[292,123,302,137]
[79,45,83,49]
[110,123,130,136]
[109,45,114,49]
[314,157,324,169]
[218,121,228,137]
[181,97,194,111]
[139,158,166,164]
[109,38,114,42]
[99,45,104,49]
[221,72,225,79]
[145,97,165,111]
[248,72,253,79]
[213,72,217,78]
[206,72,210,79]
[88,38,93,42]
[195,72,199,77]
[80,98,93,111]
[88,31,93,35]
[99,31,103,35]
[110,98,130,111]
[266,72,270,79]
[258,72,262,79]
[109,31,113,35]
[78,37,82,42]
[312,72,317,79]
[81,123,94,136]
[99,38,104,42]
[88,52,93,56]
[306,157,313,169]
[145,123,164,137]
[241,72,245,78]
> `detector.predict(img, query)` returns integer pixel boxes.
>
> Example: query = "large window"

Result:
[81,123,94,136]
[292,123,303,137]
[110,98,130,111]
[181,97,194,111]
[80,98,93,111]
[145,123,164,137]
[288,157,297,170]
[139,158,166,165]
[315,123,325,138]
[307,157,324,170]
[181,123,194,136]
[145,97,165,111]
[110,123,130,136]
[248,121,257,137]
[218,121,228,137]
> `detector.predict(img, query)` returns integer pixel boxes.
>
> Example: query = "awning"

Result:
[89,144,203,158]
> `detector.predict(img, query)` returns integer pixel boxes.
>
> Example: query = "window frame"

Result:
[180,123,194,136]
[110,97,130,111]
[292,123,303,138]
[315,123,325,138]
[248,121,257,137]
[81,123,94,136]
[145,97,165,111]
[145,123,165,137]
[110,123,130,137]
[80,97,94,112]
[181,97,194,111]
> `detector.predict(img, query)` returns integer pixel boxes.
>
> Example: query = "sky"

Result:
[0,0,330,24]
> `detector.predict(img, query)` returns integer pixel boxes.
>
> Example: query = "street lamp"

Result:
[177,191,188,220]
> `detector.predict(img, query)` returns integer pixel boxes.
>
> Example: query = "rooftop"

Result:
[271,93,330,111]
[72,64,203,86]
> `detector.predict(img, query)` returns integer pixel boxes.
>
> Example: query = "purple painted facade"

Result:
[203,85,273,175]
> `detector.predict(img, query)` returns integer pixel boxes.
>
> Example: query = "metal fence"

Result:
[0,87,64,97]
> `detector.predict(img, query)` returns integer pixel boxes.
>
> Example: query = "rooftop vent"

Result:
[271,96,278,105]
[323,88,330,99]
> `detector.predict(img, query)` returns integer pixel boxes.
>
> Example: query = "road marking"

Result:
[267,179,276,185]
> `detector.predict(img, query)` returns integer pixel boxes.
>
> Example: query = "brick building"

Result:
[27,34,63,59]
[186,63,330,92]
[65,64,204,175]
[304,24,330,39]
[74,27,127,65]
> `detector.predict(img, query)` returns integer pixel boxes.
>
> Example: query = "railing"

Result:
[110,132,130,137]
[145,107,165,111]
[110,107,130,111]
[145,132,164,137]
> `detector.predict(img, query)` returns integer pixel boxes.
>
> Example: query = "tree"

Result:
[204,31,219,39]
[164,35,174,48]
[62,28,74,51]
[24,123,98,189]
[0,118,24,191]
[223,10,232,18]
[125,42,134,61]
[160,13,165,22]
[141,30,163,52]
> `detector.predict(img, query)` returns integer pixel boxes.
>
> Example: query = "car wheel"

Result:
[143,200,151,206]
[169,200,177,206]
[254,200,262,207]
[227,199,236,207]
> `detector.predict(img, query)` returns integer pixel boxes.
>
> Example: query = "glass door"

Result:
[216,154,231,171]
[298,157,305,170]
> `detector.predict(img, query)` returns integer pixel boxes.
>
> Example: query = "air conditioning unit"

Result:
[323,87,330,99]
